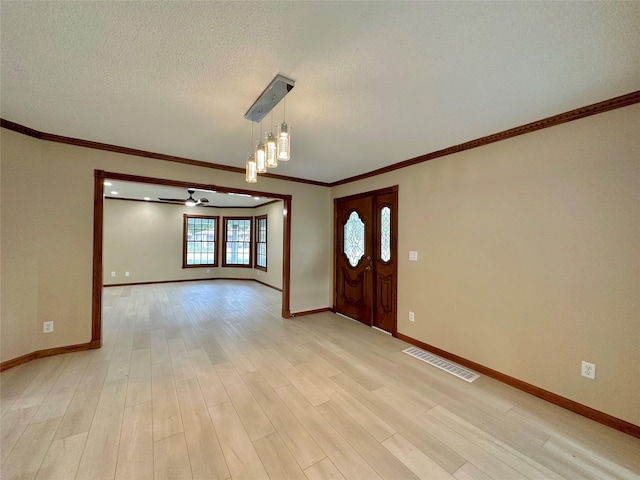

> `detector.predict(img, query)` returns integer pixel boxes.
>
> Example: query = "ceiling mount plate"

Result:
[245,74,295,123]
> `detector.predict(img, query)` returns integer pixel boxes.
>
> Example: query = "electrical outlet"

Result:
[125,271,130,277]
[111,271,116,277]
[581,361,596,379]
[409,251,418,262]
[409,311,415,322]
[43,321,54,333]
[206,268,211,274]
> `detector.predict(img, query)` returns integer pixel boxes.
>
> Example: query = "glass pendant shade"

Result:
[245,154,257,183]
[265,132,277,168]
[277,122,290,161]
[255,140,267,173]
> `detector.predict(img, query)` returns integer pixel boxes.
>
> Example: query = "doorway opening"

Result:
[91,170,292,348]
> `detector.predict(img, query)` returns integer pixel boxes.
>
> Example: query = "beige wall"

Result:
[1,132,43,361]
[103,200,284,289]
[2,103,638,426]
[0,129,332,363]
[254,201,284,290]
[332,104,640,425]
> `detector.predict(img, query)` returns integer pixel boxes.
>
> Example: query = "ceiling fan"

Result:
[158,188,209,207]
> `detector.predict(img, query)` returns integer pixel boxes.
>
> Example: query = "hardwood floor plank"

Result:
[316,400,420,479]
[506,400,640,473]
[453,462,495,480]
[75,378,127,480]
[296,345,342,377]
[31,353,90,424]
[1,417,60,480]
[429,404,567,479]
[0,364,20,385]
[382,433,456,480]
[254,432,307,480]
[154,433,193,480]
[53,360,109,441]
[35,432,87,480]
[304,458,346,480]
[215,362,275,442]
[215,336,258,375]
[1,394,20,418]
[276,384,382,480]
[0,405,39,464]
[243,371,326,469]
[373,386,529,479]
[332,374,466,474]
[176,377,230,480]
[150,329,170,365]
[542,435,640,480]
[9,356,66,412]
[125,348,152,407]
[151,361,184,442]
[2,360,57,416]
[453,462,493,480]
[200,337,230,366]
[131,312,151,350]
[303,341,383,392]
[115,402,154,480]
[105,327,133,383]
[261,348,330,406]
[168,337,196,383]
[297,361,396,442]
[208,401,269,480]
[187,348,229,407]
[237,340,291,389]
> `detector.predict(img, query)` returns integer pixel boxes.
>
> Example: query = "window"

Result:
[223,217,252,267]
[255,215,267,271]
[183,215,218,268]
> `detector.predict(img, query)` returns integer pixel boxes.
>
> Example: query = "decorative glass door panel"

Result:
[344,211,365,267]
[380,206,391,262]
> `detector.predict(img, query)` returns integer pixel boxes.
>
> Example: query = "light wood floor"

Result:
[1,281,639,480]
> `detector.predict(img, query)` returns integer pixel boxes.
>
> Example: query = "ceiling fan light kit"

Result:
[244,74,295,182]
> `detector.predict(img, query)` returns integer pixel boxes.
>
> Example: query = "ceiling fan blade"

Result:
[198,198,209,203]
[158,197,187,202]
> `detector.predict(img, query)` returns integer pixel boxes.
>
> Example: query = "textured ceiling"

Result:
[1,2,638,184]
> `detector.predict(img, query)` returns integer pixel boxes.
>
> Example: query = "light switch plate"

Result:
[409,251,418,262]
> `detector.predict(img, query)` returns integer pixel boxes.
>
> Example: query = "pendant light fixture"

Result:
[244,74,295,183]
[277,99,290,161]
[245,121,259,182]
[245,153,257,183]
[255,118,267,173]
[265,132,277,168]
[265,113,277,168]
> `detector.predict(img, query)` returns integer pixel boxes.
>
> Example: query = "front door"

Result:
[334,186,398,334]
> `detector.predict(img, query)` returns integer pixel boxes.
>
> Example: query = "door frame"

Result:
[333,185,399,336]
[91,170,292,348]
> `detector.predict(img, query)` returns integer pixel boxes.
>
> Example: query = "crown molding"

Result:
[2,90,638,188]
[330,90,640,186]
[0,118,329,187]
